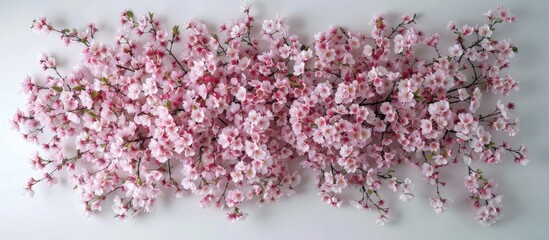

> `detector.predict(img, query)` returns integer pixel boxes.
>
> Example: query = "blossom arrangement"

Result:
[13,3,527,226]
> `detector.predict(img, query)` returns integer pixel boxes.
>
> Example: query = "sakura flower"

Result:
[420,119,433,135]
[293,61,305,76]
[462,25,473,36]
[349,200,367,209]
[15,5,526,226]
[448,44,463,58]
[314,81,332,99]
[330,173,348,193]
[246,110,261,126]
[227,208,248,222]
[470,87,482,113]
[191,108,205,123]
[39,53,56,69]
[376,212,390,226]
[155,30,168,43]
[340,145,353,157]
[78,91,93,108]
[515,156,529,166]
[399,178,415,203]
[388,178,398,192]
[464,174,479,193]
[447,21,456,31]
[32,17,51,33]
[422,163,434,178]
[458,88,469,101]
[226,189,245,208]
[22,187,35,198]
[430,197,452,214]
[399,193,413,203]
[143,77,158,95]
[127,83,141,100]
[380,102,393,115]
[66,112,80,124]
[229,24,241,38]
[278,45,291,58]
[363,45,373,57]
[479,24,493,38]
[434,155,448,166]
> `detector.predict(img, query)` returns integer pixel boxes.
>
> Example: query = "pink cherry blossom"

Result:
[448,44,463,58]
[430,197,452,214]
[479,24,493,37]
[422,163,434,178]
[14,5,526,226]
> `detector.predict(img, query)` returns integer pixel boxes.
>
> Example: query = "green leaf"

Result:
[91,91,100,99]
[72,85,85,91]
[99,77,109,84]
[166,100,172,111]
[338,26,346,34]
[211,33,219,41]
[300,45,309,51]
[126,10,134,19]
[148,12,154,20]
[413,91,424,101]
[310,123,318,128]
[52,86,63,92]
[87,110,97,118]
[289,80,300,87]
[172,25,180,35]
[512,46,519,53]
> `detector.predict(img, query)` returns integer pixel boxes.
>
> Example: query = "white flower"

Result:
[191,108,205,123]
[262,19,276,35]
[22,187,35,198]
[448,44,463,58]
[230,24,243,38]
[376,212,390,226]
[340,145,353,157]
[293,61,305,76]
[363,45,373,57]
[399,193,413,203]
[479,24,493,38]
[422,163,434,177]
[66,112,80,124]
[430,197,452,214]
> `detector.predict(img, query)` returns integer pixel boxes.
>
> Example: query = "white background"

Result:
[1,0,548,239]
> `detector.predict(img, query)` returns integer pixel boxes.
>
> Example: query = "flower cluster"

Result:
[14,4,526,226]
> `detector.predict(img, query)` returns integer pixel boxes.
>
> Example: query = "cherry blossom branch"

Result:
[15,4,525,226]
